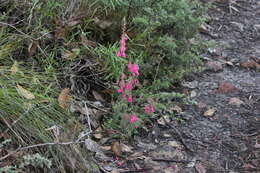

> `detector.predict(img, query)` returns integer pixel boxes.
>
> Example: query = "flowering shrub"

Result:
[96,0,208,135]
[115,32,154,128]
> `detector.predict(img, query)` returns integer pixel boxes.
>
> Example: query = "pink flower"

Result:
[117,88,124,93]
[145,104,155,114]
[125,82,133,91]
[117,36,128,57]
[130,114,138,123]
[127,95,133,103]
[145,105,150,114]
[151,104,155,113]
[128,62,139,76]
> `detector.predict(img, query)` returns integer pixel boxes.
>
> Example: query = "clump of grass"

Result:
[0,0,101,171]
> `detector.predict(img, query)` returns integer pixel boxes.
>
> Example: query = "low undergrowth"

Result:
[0,0,209,172]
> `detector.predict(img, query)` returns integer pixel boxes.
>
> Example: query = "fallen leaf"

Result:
[110,170,120,173]
[163,133,171,137]
[202,56,212,61]
[100,146,111,151]
[225,61,234,66]
[190,90,197,98]
[165,165,179,173]
[171,105,182,113]
[228,97,244,106]
[183,88,189,96]
[182,81,198,89]
[241,60,260,70]
[197,101,207,109]
[157,117,166,126]
[254,24,260,30]
[137,142,156,150]
[111,141,122,157]
[243,163,256,170]
[128,152,144,160]
[58,88,71,109]
[93,127,103,139]
[81,35,97,48]
[195,163,206,173]
[187,158,196,168]
[94,17,113,29]
[230,21,244,31]
[168,141,181,148]
[67,19,80,27]
[85,138,101,153]
[92,90,105,102]
[133,162,141,169]
[254,142,260,149]
[199,23,212,34]
[163,116,171,123]
[55,26,68,40]
[62,49,80,60]
[217,82,238,93]
[204,108,216,117]
[28,40,39,57]
[93,133,102,139]
[10,61,18,74]
[23,102,33,110]
[121,143,133,153]
[16,85,35,99]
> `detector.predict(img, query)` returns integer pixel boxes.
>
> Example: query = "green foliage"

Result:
[0,139,12,148]
[93,43,128,80]
[20,153,52,169]
[78,0,207,90]
[0,153,52,172]
[0,166,20,173]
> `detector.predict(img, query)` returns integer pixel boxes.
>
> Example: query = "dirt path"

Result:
[108,1,260,173]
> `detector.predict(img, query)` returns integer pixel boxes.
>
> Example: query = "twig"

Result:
[152,158,192,163]
[19,140,85,150]
[121,168,153,173]
[84,101,92,132]
[85,101,111,114]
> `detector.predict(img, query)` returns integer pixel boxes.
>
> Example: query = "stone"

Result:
[205,61,223,72]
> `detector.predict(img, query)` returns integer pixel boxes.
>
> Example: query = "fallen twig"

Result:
[152,158,192,163]
[121,168,153,173]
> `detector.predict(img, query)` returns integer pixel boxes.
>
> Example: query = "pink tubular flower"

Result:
[127,95,133,103]
[117,36,128,57]
[145,105,150,114]
[117,88,124,93]
[125,81,133,91]
[151,104,155,113]
[130,114,138,123]
[128,62,140,76]
[145,104,155,114]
